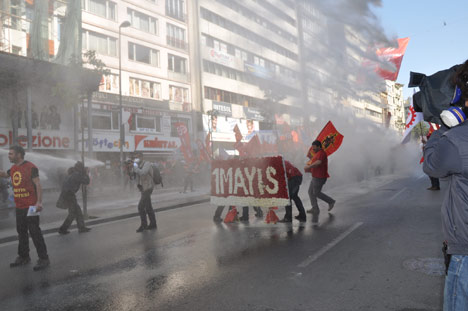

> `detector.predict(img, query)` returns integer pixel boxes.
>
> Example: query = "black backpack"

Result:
[152,164,163,187]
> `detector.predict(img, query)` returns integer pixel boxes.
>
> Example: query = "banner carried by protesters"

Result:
[175,122,193,162]
[402,100,424,144]
[308,121,344,158]
[210,156,290,207]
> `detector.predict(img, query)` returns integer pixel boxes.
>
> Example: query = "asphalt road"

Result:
[0,174,446,311]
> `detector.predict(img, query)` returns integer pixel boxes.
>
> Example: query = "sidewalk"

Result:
[0,185,210,243]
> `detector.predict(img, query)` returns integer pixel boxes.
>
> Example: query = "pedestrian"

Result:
[0,145,49,271]
[133,152,157,232]
[279,160,306,223]
[423,59,468,311]
[304,140,336,223]
[182,160,195,193]
[57,162,91,234]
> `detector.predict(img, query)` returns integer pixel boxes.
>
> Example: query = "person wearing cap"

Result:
[423,59,468,310]
[304,140,335,223]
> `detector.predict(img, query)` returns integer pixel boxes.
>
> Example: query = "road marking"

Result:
[297,222,363,268]
[389,188,406,201]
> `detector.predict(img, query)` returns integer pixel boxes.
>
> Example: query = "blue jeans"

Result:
[444,255,468,311]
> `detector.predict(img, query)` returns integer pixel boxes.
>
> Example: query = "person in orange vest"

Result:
[0,145,50,271]
[304,140,336,223]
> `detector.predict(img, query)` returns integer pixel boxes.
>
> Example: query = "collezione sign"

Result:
[211,156,290,207]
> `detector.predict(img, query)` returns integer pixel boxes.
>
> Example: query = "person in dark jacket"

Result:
[58,162,91,234]
[279,160,306,223]
[423,59,468,311]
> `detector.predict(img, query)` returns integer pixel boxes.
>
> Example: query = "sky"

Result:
[374,0,468,98]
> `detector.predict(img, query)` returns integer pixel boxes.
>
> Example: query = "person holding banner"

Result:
[279,160,306,223]
[304,140,336,222]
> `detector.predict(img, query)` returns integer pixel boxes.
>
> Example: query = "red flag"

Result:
[375,37,410,81]
[307,121,344,158]
[233,124,243,142]
[176,122,193,163]
[244,135,262,157]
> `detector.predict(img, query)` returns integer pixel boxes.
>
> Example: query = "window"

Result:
[99,74,119,93]
[129,77,161,99]
[87,111,120,130]
[127,9,158,35]
[83,30,117,56]
[166,0,185,22]
[169,85,189,102]
[166,23,186,49]
[168,54,187,73]
[131,115,161,133]
[83,0,116,21]
[128,42,159,66]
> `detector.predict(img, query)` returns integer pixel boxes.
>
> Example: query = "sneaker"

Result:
[295,215,307,222]
[33,258,50,271]
[10,256,31,268]
[278,218,292,223]
[58,229,70,235]
[328,201,335,212]
[146,224,157,230]
[78,227,91,233]
[136,226,147,233]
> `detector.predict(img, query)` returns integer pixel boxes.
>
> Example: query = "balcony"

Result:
[167,70,190,83]
[166,36,188,51]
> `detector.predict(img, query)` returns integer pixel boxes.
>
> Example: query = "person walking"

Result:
[423,59,468,311]
[58,162,91,234]
[304,140,336,223]
[0,145,49,271]
[133,152,157,232]
[279,160,306,223]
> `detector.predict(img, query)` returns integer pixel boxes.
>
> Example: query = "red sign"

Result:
[176,122,193,162]
[210,156,290,207]
[375,37,410,81]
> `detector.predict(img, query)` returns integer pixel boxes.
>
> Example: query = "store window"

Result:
[129,77,161,99]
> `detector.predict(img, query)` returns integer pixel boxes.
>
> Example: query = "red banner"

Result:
[210,156,289,207]
[307,121,344,158]
[196,139,210,163]
[375,37,410,81]
[175,122,193,162]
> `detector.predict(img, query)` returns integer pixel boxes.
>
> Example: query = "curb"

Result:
[0,197,210,245]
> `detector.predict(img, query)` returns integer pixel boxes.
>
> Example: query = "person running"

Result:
[133,152,157,232]
[58,162,91,234]
[279,160,306,223]
[304,140,336,223]
[0,145,49,271]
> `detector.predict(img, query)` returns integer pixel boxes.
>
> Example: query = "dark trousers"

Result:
[60,193,86,231]
[183,173,193,192]
[214,205,225,219]
[16,208,48,259]
[430,177,440,188]
[138,189,156,227]
[285,176,306,219]
[308,177,335,214]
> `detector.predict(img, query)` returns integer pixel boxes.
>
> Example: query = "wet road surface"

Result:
[0,174,445,311]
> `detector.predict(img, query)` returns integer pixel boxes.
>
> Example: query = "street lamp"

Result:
[119,21,131,180]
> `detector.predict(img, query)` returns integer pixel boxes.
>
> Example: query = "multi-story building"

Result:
[189,0,303,154]
[81,0,193,163]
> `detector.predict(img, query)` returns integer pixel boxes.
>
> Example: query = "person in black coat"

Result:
[58,162,91,234]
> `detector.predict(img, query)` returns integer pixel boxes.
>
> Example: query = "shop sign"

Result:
[212,101,232,116]
[79,133,180,152]
[243,107,265,121]
[0,129,73,150]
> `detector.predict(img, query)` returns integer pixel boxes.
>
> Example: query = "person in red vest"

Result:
[279,160,306,223]
[0,145,49,271]
[304,140,336,223]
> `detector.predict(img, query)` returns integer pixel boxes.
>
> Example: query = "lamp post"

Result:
[119,21,131,180]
